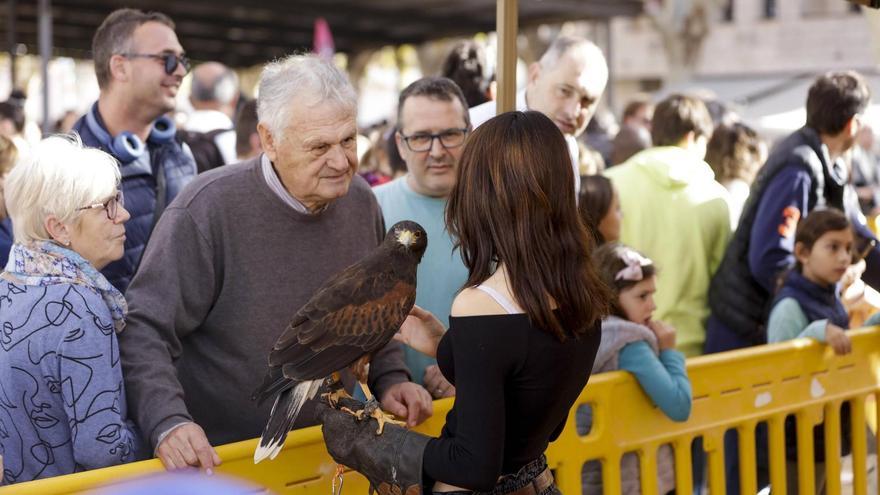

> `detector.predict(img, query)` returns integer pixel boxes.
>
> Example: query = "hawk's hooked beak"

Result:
[396,229,416,247]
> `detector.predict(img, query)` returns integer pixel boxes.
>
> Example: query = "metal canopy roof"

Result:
[9,0,643,67]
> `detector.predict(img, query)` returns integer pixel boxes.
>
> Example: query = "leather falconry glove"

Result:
[316,398,431,495]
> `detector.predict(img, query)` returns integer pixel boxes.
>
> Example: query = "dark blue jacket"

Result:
[73,106,196,293]
[0,218,12,269]
[772,270,849,329]
[707,126,880,347]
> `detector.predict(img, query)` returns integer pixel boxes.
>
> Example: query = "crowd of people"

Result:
[1,6,879,495]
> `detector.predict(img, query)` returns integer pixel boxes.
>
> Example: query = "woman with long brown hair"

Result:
[318,111,610,495]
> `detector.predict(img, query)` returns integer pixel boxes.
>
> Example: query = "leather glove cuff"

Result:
[318,400,432,494]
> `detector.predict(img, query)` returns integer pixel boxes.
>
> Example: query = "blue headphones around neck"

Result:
[84,103,176,164]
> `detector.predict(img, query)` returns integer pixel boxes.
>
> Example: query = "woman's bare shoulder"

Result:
[451,286,511,317]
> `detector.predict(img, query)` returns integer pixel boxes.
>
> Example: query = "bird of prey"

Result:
[252,220,428,463]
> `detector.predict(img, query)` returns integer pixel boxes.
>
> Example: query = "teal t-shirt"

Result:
[373,176,469,385]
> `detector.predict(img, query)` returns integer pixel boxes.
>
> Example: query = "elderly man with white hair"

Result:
[118,54,431,472]
[0,136,144,484]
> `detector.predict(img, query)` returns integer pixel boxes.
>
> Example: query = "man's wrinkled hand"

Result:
[423,365,455,399]
[380,382,433,427]
[156,423,221,473]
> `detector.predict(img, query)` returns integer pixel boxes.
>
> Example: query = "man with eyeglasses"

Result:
[372,77,470,399]
[73,8,196,293]
[469,35,608,195]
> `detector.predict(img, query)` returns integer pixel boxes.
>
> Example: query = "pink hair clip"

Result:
[615,248,652,282]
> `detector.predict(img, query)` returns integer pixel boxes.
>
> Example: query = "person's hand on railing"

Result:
[424,364,455,399]
[824,323,852,355]
[156,422,221,473]
[647,320,676,350]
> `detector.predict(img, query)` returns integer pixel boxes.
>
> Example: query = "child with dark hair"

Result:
[767,208,879,493]
[579,243,691,495]
[769,208,856,350]
[578,175,621,246]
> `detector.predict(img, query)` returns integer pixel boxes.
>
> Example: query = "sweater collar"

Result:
[260,154,328,215]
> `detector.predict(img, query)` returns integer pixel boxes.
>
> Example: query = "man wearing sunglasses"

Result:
[73,8,196,293]
[372,77,470,398]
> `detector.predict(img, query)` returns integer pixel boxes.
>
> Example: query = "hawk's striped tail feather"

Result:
[253,378,322,463]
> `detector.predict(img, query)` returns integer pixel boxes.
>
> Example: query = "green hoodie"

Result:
[605,146,731,356]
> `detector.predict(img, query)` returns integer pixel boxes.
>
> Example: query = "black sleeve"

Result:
[421,322,515,491]
[548,419,566,442]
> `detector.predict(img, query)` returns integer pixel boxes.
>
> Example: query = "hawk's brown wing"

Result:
[269,255,416,382]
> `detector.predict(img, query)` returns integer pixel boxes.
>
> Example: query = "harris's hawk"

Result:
[253,220,427,463]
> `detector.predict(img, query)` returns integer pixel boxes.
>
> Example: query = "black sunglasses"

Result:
[121,52,191,75]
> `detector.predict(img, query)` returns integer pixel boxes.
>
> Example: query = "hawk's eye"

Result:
[413,232,421,238]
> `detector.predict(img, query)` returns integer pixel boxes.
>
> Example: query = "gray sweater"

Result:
[119,156,410,449]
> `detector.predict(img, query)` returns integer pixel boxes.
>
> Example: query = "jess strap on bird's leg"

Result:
[350,358,406,434]
[321,371,353,408]
[317,400,430,495]
[357,380,406,434]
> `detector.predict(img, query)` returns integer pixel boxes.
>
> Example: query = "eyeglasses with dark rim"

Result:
[399,128,469,152]
[120,52,191,75]
[76,191,125,221]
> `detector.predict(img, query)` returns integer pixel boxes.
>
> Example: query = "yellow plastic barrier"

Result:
[2,400,452,495]
[4,326,880,494]
[549,325,880,495]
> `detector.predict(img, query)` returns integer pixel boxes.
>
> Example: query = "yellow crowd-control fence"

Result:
[4,326,880,494]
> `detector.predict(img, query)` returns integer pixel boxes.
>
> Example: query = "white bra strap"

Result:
[474,284,521,314]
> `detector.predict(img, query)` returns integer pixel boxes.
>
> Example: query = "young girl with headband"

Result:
[579,243,692,495]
